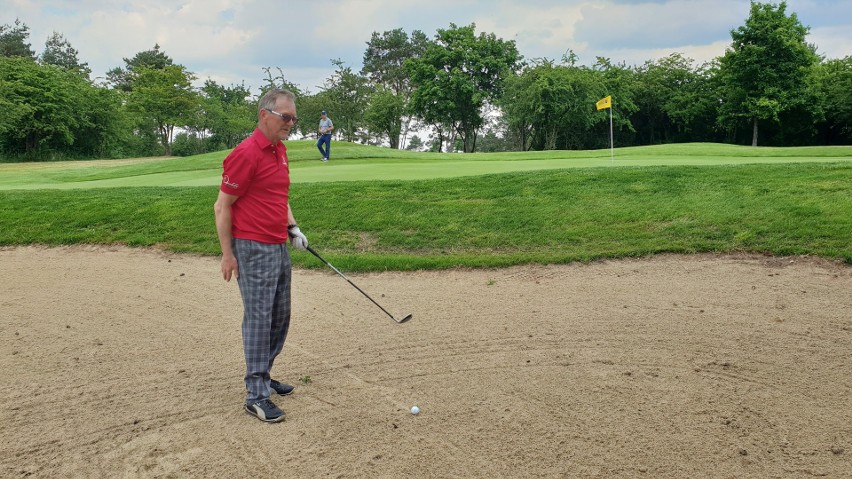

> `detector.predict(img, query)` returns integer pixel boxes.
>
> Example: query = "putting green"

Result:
[1,154,849,190]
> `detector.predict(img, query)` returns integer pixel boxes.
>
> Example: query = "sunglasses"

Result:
[265,108,299,125]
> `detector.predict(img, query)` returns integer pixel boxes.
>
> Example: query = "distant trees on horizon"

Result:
[1,1,849,161]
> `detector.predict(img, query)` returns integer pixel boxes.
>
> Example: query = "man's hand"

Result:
[221,254,239,281]
[288,226,308,250]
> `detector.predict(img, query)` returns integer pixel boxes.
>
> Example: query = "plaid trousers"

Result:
[233,238,292,403]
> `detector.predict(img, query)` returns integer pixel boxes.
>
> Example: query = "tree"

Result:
[127,65,200,155]
[499,53,637,152]
[0,56,131,158]
[363,86,405,148]
[501,59,601,150]
[633,54,689,144]
[40,31,91,78]
[199,79,256,149]
[406,23,521,153]
[106,45,193,156]
[363,28,428,95]
[260,66,304,98]
[812,56,852,145]
[664,59,721,143]
[0,57,85,154]
[590,57,639,148]
[362,28,428,148]
[717,1,820,146]
[319,59,373,142]
[631,53,720,144]
[0,19,35,59]
[477,127,512,153]
[405,134,424,151]
[66,85,136,158]
[107,44,174,92]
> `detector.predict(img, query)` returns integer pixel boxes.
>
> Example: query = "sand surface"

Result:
[1,246,850,478]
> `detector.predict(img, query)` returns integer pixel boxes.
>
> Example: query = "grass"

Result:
[1,142,850,190]
[1,142,850,269]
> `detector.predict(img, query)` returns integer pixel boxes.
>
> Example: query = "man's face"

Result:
[262,97,298,142]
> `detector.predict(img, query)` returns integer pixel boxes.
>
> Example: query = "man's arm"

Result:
[287,202,297,227]
[214,190,240,281]
[286,202,308,250]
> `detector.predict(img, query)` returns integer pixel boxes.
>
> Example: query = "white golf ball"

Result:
[410,406,420,415]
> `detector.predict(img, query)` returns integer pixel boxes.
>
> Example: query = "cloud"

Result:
[809,25,852,60]
[787,1,852,59]
[471,3,584,61]
[4,0,851,94]
[599,39,731,68]
[788,0,852,28]
[574,0,747,51]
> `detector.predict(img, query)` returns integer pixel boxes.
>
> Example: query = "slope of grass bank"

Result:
[2,161,849,269]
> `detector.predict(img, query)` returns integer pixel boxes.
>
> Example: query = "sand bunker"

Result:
[1,246,850,477]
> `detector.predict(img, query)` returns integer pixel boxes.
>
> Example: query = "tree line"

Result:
[1,1,850,161]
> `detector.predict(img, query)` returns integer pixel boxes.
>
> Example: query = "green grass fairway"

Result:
[1,142,850,190]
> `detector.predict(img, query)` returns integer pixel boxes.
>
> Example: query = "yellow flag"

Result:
[596,96,612,110]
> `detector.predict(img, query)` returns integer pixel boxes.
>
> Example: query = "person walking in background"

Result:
[214,88,309,423]
[317,110,334,162]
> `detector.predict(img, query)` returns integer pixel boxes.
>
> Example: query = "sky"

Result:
[5,0,851,94]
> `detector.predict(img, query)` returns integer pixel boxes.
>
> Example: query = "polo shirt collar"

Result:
[250,128,281,151]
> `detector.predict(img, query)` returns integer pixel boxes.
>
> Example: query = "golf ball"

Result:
[410,406,420,415]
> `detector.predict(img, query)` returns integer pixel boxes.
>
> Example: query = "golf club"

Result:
[306,245,412,324]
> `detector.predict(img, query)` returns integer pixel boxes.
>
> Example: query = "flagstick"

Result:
[609,107,614,162]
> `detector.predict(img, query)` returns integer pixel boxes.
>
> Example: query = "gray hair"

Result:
[258,88,296,116]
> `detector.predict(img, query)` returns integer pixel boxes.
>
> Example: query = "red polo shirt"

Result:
[220,129,290,244]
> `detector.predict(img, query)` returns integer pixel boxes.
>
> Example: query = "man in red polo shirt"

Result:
[214,88,308,423]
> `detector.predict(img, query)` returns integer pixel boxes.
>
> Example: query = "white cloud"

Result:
[472,3,584,61]
[574,0,747,50]
[809,25,852,60]
[600,39,731,68]
[4,0,851,92]
[321,0,396,47]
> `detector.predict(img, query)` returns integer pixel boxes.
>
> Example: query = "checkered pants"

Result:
[233,238,292,403]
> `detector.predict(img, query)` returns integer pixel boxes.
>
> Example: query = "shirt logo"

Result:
[281,155,287,166]
[223,175,239,189]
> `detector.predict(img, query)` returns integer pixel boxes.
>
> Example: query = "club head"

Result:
[397,314,413,324]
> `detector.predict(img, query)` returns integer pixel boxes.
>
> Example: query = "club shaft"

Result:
[306,246,398,321]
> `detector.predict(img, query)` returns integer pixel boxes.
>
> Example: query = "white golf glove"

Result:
[288,226,308,250]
